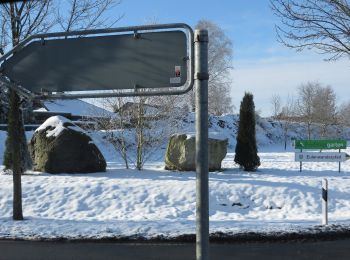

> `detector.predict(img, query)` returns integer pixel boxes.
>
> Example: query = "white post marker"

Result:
[322,178,328,225]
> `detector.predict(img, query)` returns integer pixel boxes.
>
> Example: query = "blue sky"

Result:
[112,0,349,116]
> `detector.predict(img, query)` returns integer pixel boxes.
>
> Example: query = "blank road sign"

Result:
[2,30,188,93]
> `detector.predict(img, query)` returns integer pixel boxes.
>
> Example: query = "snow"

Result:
[1,114,350,240]
[35,99,115,118]
[35,116,85,137]
[182,132,228,141]
[1,150,350,240]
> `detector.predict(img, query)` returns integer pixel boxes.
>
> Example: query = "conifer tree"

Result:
[234,92,260,171]
[3,95,32,172]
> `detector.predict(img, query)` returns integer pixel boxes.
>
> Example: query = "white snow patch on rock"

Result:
[35,116,84,137]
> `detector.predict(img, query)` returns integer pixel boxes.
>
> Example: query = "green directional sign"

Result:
[294,139,347,150]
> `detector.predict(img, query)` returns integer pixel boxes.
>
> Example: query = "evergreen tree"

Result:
[234,92,260,171]
[0,86,9,123]
[3,96,32,171]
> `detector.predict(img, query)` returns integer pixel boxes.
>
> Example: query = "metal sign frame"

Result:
[0,23,194,100]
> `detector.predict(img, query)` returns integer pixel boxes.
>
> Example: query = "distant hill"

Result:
[178,113,350,150]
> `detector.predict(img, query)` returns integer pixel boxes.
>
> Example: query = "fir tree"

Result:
[234,92,260,171]
[3,92,32,172]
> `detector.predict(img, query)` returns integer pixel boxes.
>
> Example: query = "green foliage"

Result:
[234,92,260,171]
[3,91,32,171]
[3,136,12,169]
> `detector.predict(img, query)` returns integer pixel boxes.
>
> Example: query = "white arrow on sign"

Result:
[295,152,350,162]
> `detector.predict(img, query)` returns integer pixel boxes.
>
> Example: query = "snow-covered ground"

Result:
[1,113,350,240]
[1,128,350,240]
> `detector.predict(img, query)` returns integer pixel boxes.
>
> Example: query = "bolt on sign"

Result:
[294,140,347,150]
[0,23,194,99]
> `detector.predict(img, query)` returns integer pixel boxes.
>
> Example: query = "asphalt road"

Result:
[0,239,349,260]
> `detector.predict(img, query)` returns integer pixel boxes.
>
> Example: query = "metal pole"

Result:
[195,29,209,260]
[300,149,302,172]
[339,149,341,173]
[322,178,328,225]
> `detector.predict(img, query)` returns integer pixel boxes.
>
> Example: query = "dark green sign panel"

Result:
[2,31,187,93]
[294,140,347,150]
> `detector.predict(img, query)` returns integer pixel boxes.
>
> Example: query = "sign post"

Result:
[195,29,209,260]
[322,178,328,225]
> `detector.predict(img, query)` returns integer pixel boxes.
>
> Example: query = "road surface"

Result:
[0,239,349,259]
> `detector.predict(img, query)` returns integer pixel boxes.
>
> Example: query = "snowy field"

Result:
[1,129,350,240]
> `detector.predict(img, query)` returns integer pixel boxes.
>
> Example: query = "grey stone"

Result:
[29,116,106,173]
[165,134,228,171]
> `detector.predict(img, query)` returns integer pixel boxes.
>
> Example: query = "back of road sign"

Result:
[2,30,188,93]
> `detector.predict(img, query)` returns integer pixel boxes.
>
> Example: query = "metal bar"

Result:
[322,178,328,225]
[195,29,209,260]
[33,87,193,100]
[29,23,193,40]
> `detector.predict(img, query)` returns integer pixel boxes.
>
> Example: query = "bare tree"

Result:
[57,0,123,32]
[271,0,350,60]
[132,95,183,170]
[95,93,184,171]
[108,97,130,169]
[90,96,130,169]
[188,19,234,115]
[338,101,350,126]
[270,94,282,119]
[312,85,337,136]
[296,81,338,139]
[280,95,296,150]
[0,1,54,50]
[296,82,318,139]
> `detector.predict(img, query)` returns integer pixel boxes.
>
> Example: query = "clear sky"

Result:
[111,0,349,116]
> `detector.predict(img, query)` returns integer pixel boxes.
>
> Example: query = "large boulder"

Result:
[29,116,106,173]
[165,133,228,171]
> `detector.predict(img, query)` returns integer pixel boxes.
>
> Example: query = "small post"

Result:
[322,178,328,225]
[338,149,341,173]
[195,29,209,260]
[300,149,302,172]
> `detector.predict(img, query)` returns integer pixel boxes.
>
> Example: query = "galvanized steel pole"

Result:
[195,29,209,260]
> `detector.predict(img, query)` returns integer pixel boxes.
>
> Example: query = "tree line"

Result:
[271,81,350,149]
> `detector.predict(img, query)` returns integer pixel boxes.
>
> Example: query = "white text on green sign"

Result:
[294,140,347,150]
